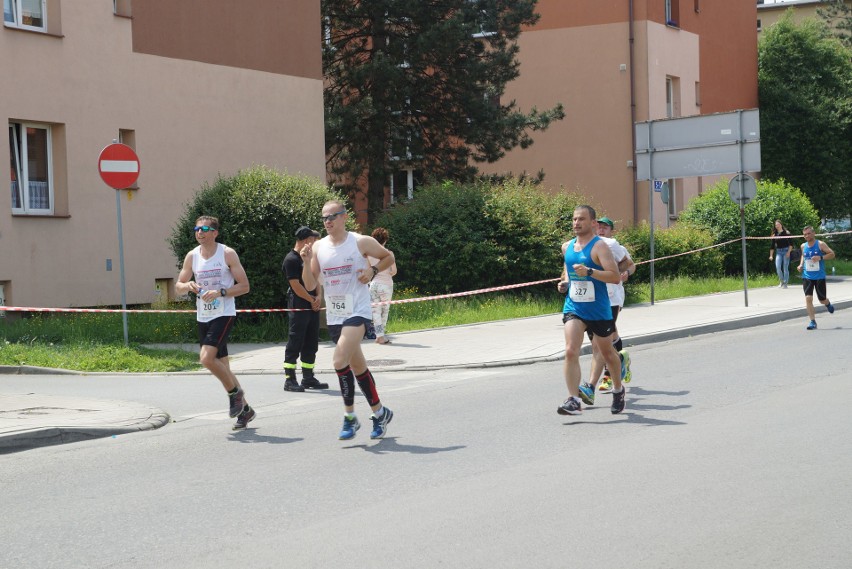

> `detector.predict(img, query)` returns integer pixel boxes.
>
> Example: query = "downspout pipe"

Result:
[629,0,638,224]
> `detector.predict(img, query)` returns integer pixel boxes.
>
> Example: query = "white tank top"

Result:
[191,243,236,322]
[316,232,372,325]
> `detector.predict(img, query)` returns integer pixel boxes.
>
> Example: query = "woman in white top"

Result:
[368,227,398,345]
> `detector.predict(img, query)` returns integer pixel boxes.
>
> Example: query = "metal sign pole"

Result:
[737,110,749,307]
[648,127,655,305]
[115,189,129,346]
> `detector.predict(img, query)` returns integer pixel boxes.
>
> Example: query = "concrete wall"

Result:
[1,0,325,309]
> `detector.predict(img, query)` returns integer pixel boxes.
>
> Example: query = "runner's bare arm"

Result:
[176,252,200,295]
[224,247,250,297]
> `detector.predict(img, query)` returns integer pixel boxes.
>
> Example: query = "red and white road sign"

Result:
[98,143,140,189]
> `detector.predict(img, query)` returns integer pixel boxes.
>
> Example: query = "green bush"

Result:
[375,180,588,293]
[168,166,350,309]
[616,221,724,283]
[678,178,820,275]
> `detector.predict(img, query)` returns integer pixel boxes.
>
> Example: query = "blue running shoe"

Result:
[370,407,393,439]
[339,415,361,440]
[827,303,835,314]
[579,382,596,405]
[807,320,817,330]
[620,349,632,384]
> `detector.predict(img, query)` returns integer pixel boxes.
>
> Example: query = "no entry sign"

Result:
[98,143,140,189]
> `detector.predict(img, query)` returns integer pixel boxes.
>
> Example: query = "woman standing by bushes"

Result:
[368,228,397,345]
[769,219,794,288]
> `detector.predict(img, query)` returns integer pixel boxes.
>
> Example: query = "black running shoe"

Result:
[233,406,256,430]
[611,388,626,415]
[228,389,245,418]
[557,398,582,415]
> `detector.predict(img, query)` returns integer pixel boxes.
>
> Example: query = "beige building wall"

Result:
[1,1,325,310]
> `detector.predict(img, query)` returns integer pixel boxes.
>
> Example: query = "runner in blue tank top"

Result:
[796,225,835,330]
[555,205,627,416]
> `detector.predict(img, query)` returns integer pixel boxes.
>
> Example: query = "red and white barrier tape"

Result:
[2,230,848,314]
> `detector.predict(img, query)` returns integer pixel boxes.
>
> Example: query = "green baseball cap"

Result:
[598,216,614,228]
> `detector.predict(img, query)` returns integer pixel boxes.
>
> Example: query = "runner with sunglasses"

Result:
[300,200,396,440]
[176,216,255,430]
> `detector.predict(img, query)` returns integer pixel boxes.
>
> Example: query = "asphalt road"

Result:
[3,313,851,569]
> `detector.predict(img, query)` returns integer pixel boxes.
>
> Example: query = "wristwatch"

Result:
[587,267,595,278]
[220,288,227,297]
[371,266,379,280]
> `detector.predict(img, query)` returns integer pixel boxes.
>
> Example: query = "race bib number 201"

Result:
[198,297,224,319]
[327,294,354,318]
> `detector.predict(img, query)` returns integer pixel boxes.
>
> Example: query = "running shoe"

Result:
[598,376,613,393]
[611,389,626,415]
[339,415,361,440]
[228,388,245,418]
[579,382,596,406]
[233,406,256,430]
[807,320,817,330]
[370,407,394,439]
[620,349,632,384]
[557,397,582,415]
[827,303,835,314]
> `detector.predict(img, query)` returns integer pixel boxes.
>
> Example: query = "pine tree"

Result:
[818,0,852,49]
[322,0,564,223]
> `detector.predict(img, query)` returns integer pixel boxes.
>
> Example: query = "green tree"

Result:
[818,0,852,49]
[758,12,852,219]
[168,166,349,309]
[375,179,584,293]
[678,178,820,275]
[323,0,565,224]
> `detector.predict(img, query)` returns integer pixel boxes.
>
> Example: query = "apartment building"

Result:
[480,0,759,228]
[757,0,851,33]
[2,0,325,311]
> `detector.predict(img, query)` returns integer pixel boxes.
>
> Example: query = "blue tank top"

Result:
[562,236,611,320]
[802,240,826,280]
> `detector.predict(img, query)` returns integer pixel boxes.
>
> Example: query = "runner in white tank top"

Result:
[301,200,397,441]
[176,216,255,430]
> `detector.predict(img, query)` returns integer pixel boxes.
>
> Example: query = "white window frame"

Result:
[389,168,420,204]
[9,122,53,215]
[4,0,46,32]
[667,178,677,218]
[468,0,496,38]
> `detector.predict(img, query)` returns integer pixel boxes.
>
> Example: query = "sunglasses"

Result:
[321,210,346,223]
[193,225,216,233]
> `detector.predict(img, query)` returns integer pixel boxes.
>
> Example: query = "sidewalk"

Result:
[3,277,851,453]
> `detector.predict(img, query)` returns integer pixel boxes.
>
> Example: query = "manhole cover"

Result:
[366,359,405,366]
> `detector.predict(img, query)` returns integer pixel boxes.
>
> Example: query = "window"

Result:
[667,179,677,218]
[468,0,496,38]
[390,169,422,204]
[757,19,762,32]
[4,0,45,31]
[9,122,53,215]
[665,0,679,27]
[665,76,681,118]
